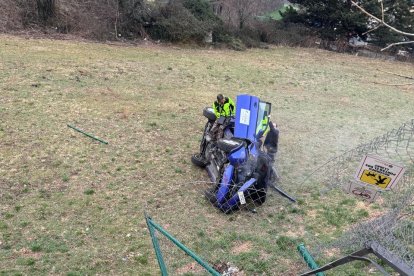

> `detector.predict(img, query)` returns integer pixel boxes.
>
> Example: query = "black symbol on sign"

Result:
[375,175,387,186]
[366,172,376,177]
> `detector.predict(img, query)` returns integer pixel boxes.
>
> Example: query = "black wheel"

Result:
[200,121,212,154]
[191,154,208,168]
[216,138,243,153]
[203,107,217,122]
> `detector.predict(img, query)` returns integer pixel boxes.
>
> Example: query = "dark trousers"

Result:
[264,127,279,162]
[210,121,226,141]
[210,117,228,141]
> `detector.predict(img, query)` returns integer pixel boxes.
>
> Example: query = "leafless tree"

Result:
[350,0,414,51]
[37,0,56,21]
[54,0,119,38]
[212,0,283,29]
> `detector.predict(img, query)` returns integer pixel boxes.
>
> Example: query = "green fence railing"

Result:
[145,214,221,276]
[67,124,108,144]
[297,243,325,276]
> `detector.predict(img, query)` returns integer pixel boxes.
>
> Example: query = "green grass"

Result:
[1,34,413,275]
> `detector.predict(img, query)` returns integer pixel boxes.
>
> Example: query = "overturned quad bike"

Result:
[191,108,235,183]
[191,94,296,213]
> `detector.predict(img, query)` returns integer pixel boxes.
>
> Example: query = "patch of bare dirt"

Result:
[15,247,42,259]
[231,241,252,255]
[355,200,386,219]
[323,247,340,258]
[175,262,204,275]
[307,209,317,219]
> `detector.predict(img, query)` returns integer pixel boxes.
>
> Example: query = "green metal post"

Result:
[67,124,108,144]
[297,243,325,276]
[146,216,168,276]
[147,217,221,276]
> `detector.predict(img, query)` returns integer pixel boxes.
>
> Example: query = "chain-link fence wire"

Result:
[301,118,414,193]
[145,177,305,275]
[147,214,218,276]
[297,119,414,274]
[145,119,414,275]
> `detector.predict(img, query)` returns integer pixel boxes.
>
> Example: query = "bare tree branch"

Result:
[214,0,282,29]
[350,0,414,51]
[350,0,414,37]
[382,41,414,51]
[362,24,381,36]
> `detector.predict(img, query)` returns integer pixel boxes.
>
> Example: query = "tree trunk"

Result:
[37,0,56,21]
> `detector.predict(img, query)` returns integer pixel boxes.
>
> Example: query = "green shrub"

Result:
[118,0,150,38]
[256,20,317,47]
[148,0,219,43]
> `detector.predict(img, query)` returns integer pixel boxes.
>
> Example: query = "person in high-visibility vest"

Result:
[263,121,279,162]
[213,94,235,118]
[208,94,235,142]
[256,111,270,138]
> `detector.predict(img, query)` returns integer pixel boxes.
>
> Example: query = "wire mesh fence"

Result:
[298,119,414,275]
[145,177,304,275]
[302,118,414,193]
[145,119,414,275]
[146,214,220,275]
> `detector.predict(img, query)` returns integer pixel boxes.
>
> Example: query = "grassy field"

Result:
[1,35,413,275]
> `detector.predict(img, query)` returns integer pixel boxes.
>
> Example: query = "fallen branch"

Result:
[377,69,414,80]
[381,41,414,51]
[373,82,414,86]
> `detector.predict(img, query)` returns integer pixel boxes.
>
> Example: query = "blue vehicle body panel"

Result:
[228,147,247,166]
[234,95,260,142]
[248,142,258,157]
[216,165,234,204]
[217,178,256,212]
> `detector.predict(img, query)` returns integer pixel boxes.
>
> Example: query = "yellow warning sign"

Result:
[359,170,391,189]
[355,155,405,190]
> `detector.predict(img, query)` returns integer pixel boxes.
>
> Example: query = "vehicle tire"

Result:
[217,139,243,153]
[199,121,211,154]
[203,107,216,122]
[191,154,208,168]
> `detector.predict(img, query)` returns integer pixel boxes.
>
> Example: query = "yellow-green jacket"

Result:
[213,97,235,118]
[256,115,270,137]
